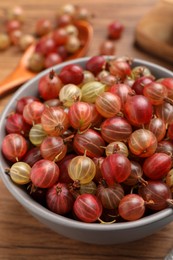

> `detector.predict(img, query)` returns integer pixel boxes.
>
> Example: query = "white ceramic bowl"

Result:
[0,57,173,245]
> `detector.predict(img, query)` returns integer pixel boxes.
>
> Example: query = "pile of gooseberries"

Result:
[0,4,92,71]
[2,55,173,224]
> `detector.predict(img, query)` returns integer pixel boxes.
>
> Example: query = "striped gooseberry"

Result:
[100,116,132,143]
[59,83,82,107]
[142,152,172,180]
[16,96,39,114]
[138,180,172,211]
[30,159,59,188]
[7,161,31,185]
[95,92,121,118]
[155,102,173,125]
[59,64,84,85]
[143,82,169,105]
[118,194,145,221]
[105,141,129,157]
[29,124,47,146]
[128,129,157,157]
[85,55,106,76]
[38,70,63,100]
[68,154,96,184]
[101,153,131,185]
[73,194,103,223]
[109,83,134,109]
[57,154,75,183]
[81,81,106,103]
[73,129,105,158]
[5,113,31,137]
[40,136,67,162]
[145,117,166,142]
[46,183,74,215]
[108,57,131,80]
[2,133,28,162]
[23,101,45,125]
[96,181,124,209]
[23,147,42,167]
[41,106,70,136]
[124,95,153,126]
[68,101,92,131]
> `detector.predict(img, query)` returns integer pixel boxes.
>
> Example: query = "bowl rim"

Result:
[1,56,173,231]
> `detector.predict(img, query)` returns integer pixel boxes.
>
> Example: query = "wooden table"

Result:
[0,0,173,259]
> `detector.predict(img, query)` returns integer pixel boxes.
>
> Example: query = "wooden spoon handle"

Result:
[0,67,35,97]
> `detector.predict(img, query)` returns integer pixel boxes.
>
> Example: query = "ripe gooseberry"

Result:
[16,96,39,114]
[109,83,134,109]
[2,133,28,162]
[101,153,131,185]
[96,181,124,209]
[5,113,31,137]
[46,183,74,215]
[155,102,173,125]
[73,194,103,223]
[35,18,53,36]
[38,70,63,100]
[124,95,153,126]
[128,129,157,157]
[23,101,45,125]
[123,161,145,186]
[85,56,106,76]
[68,101,92,131]
[73,129,105,158]
[138,180,172,211]
[108,57,131,80]
[41,107,70,136]
[40,136,67,162]
[107,20,124,40]
[57,154,75,183]
[59,64,84,85]
[142,152,172,180]
[30,159,59,188]
[145,117,166,142]
[99,40,116,55]
[95,92,121,118]
[131,76,154,95]
[168,124,173,140]
[23,147,42,167]
[143,82,169,105]
[100,116,132,143]
[118,194,145,221]
[80,181,97,195]
[160,77,173,99]
[105,141,129,157]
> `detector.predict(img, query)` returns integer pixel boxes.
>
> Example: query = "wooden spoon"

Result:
[0,20,93,97]
[135,0,173,63]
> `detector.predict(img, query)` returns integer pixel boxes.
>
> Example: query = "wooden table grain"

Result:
[0,0,173,259]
